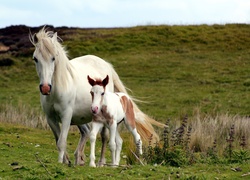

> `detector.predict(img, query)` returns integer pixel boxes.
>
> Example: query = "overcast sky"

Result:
[0,0,249,28]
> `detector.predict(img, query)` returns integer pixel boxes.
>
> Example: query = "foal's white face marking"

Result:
[90,85,105,114]
[88,75,109,114]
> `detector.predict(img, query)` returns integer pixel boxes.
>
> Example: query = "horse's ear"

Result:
[102,75,109,87]
[52,32,58,42]
[34,34,38,44]
[87,75,96,86]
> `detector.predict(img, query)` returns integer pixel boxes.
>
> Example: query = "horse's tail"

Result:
[111,65,166,145]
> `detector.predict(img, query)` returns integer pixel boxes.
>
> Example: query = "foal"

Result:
[87,75,142,167]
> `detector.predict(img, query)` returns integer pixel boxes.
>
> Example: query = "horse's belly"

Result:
[71,112,92,125]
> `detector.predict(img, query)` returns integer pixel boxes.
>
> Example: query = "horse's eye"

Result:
[101,92,104,96]
[33,57,38,63]
[52,57,55,61]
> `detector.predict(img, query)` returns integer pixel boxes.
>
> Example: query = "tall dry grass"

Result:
[170,109,250,154]
[0,103,49,130]
[1,103,249,155]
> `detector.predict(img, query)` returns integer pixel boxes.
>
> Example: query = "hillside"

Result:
[0,24,250,120]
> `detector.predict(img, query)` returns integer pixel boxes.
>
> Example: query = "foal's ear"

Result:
[87,75,96,86]
[102,75,109,87]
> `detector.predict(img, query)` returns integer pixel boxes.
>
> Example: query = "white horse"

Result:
[88,75,142,167]
[29,27,164,165]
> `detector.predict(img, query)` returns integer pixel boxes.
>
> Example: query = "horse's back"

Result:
[70,55,112,70]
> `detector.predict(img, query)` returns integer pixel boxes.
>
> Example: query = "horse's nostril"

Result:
[39,83,52,95]
[48,84,52,91]
[39,84,43,92]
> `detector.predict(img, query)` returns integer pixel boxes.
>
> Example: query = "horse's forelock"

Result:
[40,38,57,60]
[32,29,58,61]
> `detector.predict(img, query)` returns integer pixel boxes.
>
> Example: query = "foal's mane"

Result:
[93,79,105,86]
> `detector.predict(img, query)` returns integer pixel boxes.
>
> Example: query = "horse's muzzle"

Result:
[39,84,52,95]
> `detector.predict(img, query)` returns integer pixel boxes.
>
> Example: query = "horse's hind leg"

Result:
[74,124,90,166]
[98,126,108,167]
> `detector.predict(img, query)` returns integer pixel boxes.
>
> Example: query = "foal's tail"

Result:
[111,65,166,145]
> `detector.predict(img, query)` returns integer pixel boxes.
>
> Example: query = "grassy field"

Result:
[1,24,250,118]
[1,122,250,179]
[0,24,250,179]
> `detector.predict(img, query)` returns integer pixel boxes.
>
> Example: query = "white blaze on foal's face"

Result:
[87,75,109,115]
[90,85,105,114]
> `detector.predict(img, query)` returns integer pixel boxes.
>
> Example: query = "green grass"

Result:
[1,24,250,179]
[1,123,249,179]
[1,24,250,119]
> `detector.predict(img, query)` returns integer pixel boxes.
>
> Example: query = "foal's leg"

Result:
[124,119,143,155]
[115,129,123,166]
[98,126,108,167]
[74,124,90,166]
[89,122,104,167]
[109,122,117,167]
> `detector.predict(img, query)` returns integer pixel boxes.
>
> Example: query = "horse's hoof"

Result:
[97,161,106,167]
[76,159,85,166]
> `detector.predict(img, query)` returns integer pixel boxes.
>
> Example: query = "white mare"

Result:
[30,27,164,165]
[88,75,142,167]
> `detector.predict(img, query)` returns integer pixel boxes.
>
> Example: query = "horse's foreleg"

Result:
[47,116,60,143]
[74,124,90,166]
[57,111,72,164]
[98,126,108,167]
[115,130,123,166]
[89,122,103,167]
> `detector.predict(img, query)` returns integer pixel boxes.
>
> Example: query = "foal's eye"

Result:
[52,57,55,61]
[33,57,38,63]
[101,92,105,96]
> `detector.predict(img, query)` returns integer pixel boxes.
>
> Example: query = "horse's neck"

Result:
[53,50,74,91]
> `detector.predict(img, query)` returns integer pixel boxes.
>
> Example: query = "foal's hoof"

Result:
[110,164,119,168]
[89,162,96,167]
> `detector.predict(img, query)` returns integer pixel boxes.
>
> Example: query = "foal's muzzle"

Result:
[91,106,98,114]
[39,84,52,95]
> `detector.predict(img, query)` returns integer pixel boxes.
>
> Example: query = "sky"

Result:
[0,0,249,28]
